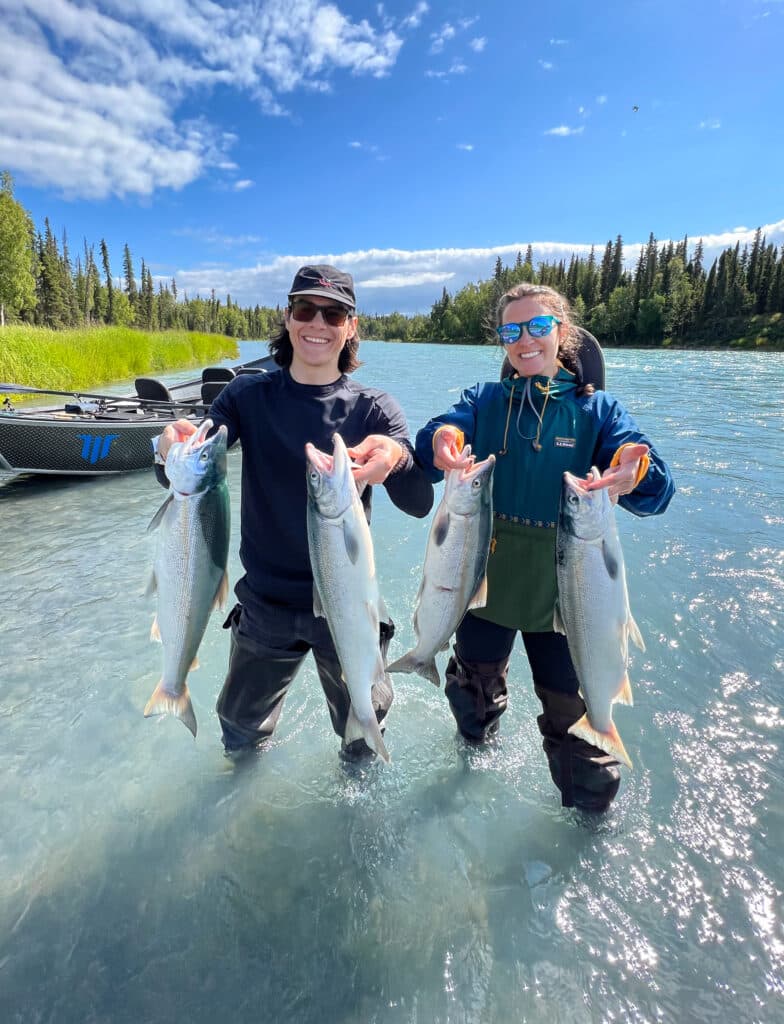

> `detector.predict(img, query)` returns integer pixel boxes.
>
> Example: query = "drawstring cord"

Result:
[498,375,552,456]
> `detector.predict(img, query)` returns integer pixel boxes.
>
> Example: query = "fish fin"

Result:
[553,602,566,635]
[313,585,325,618]
[432,508,450,547]
[145,571,157,598]
[146,495,174,534]
[214,571,230,612]
[627,613,645,652]
[143,682,197,738]
[568,714,632,769]
[150,616,161,642]
[602,539,619,579]
[342,520,360,564]
[190,656,200,671]
[387,653,441,688]
[467,575,488,610]
[412,592,427,639]
[345,705,391,764]
[615,673,634,707]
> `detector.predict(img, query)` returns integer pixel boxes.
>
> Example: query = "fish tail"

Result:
[144,681,198,738]
[568,713,633,769]
[386,652,441,688]
[345,705,391,764]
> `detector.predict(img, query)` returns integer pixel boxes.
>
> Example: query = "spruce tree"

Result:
[100,238,114,324]
[0,171,37,326]
[123,243,138,310]
[38,219,66,327]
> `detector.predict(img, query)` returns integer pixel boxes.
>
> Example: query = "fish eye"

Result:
[199,448,210,461]
[471,478,481,489]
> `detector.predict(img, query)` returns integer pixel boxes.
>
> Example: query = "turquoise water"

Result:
[1,342,782,1023]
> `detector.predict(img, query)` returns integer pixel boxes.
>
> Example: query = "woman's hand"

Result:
[348,435,405,485]
[586,443,649,503]
[158,419,198,462]
[432,426,474,473]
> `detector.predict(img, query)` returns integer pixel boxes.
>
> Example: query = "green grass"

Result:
[0,326,239,394]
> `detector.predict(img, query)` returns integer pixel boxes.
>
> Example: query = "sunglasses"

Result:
[496,315,561,344]
[290,299,353,327]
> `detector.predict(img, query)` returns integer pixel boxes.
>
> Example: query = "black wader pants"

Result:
[216,600,394,757]
[446,611,621,812]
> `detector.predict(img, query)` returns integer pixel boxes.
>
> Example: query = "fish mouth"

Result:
[181,419,227,455]
[563,466,600,496]
[459,453,496,483]
[305,441,332,474]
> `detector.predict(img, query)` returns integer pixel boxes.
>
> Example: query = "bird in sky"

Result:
[632,105,639,112]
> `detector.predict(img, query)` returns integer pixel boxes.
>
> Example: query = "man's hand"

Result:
[585,443,649,503]
[158,419,198,462]
[348,435,405,486]
[432,426,474,473]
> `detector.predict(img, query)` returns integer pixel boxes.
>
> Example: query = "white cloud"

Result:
[544,125,585,137]
[449,60,468,74]
[469,37,486,52]
[400,2,429,29]
[456,143,474,151]
[429,22,456,53]
[458,17,479,30]
[698,118,722,130]
[173,227,263,248]
[0,0,405,198]
[161,220,784,315]
[347,140,384,159]
[539,60,554,70]
[596,94,608,104]
[550,37,568,45]
[233,179,254,191]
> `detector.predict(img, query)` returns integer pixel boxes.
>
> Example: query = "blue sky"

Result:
[1,0,783,315]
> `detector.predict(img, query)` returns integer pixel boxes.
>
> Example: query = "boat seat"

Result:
[235,367,267,375]
[201,380,228,405]
[135,377,173,404]
[202,366,235,383]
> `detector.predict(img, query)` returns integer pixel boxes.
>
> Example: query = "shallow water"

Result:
[1,343,782,1024]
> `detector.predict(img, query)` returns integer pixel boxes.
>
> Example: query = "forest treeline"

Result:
[0,171,279,338]
[360,233,784,349]
[1,170,782,347]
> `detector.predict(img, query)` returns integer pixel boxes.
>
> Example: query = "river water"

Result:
[1,342,782,1024]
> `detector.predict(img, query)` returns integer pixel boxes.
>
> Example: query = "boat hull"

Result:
[0,354,275,477]
[0,412,196,476]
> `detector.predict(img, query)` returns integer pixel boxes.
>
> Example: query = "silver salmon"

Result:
[305,433,390,763]
[387,452,495,687]
[554,467,644,768]
[144,420,230,736]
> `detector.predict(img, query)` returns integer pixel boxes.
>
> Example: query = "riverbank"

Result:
[0,326,239,393]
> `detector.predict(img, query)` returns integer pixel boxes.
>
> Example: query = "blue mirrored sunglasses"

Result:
[496,315,561,344]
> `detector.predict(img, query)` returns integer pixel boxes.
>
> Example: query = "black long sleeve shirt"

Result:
[162,367,433,610]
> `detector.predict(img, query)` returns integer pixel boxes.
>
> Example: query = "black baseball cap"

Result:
[288,264,356,309]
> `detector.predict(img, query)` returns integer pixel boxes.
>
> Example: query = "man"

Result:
[155,265,433,759]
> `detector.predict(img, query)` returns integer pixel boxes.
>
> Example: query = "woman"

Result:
[414,283,674,812]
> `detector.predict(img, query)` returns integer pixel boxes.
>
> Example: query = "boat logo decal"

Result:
[554,436,576,448]
[77,434,120,464]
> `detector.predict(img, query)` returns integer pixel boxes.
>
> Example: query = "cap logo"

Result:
[318,277,335,289]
